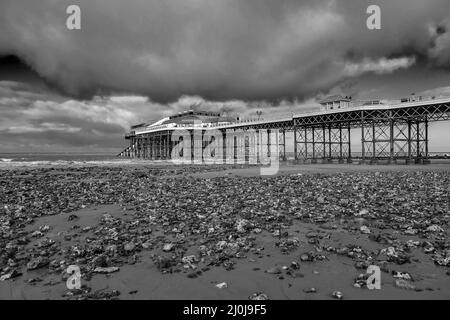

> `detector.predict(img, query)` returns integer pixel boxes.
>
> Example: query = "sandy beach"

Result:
[1,160,449,300]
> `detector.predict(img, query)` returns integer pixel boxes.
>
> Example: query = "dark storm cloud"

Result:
[0,80,140,151]
[0,79,317,152]
[428,18,450,68]
[0,0,449,102]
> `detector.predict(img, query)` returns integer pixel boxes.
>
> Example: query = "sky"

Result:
[0,0,450,153]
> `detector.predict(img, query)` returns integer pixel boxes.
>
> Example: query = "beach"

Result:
[0,160,449,300]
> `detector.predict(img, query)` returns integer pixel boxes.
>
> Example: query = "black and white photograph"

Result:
[1,0,450,306]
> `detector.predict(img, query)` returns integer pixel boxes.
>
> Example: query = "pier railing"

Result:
[131,95,450,134]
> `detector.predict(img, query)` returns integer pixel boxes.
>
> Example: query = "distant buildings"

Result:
[319,95,352,111]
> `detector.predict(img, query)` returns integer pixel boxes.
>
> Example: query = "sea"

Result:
[0,153,118,163]
[0,151,448,165]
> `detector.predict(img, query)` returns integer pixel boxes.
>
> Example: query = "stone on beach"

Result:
[93,266,120,274]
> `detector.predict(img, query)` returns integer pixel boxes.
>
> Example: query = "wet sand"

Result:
[1,161,449,300]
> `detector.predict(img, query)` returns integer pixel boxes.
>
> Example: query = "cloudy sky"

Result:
[0,0,450,153]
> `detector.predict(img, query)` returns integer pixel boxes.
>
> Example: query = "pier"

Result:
[118,96,450,164]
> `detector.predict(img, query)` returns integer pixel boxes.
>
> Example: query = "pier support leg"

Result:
[281,129,287,161]
[361,111,366,164]
[256,129,260,164]
[370,121,378,164]
[159,135,162,160]
[347,124,353,163]
[225,129,234,164]
[311,127,317,163]
[222,131,226,164]
[388,115,394,164]
[322,125,326,162]
[153,136,157,160]
[293,126,297,162]
[304,127,309,164]
[143,135,147,159]
[248,130,256,164]
[338,124,343,163]
[168,133,171,160]
[149,136,152,160]
[406,120,414,165]
[135,137,138,158]
[423,118,430,164]
[233,131,239,163]
[327,124,332,163]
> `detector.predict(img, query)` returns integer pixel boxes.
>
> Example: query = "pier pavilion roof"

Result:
[158,110,235,125]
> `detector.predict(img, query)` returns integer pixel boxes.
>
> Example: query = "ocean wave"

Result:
[1,158,14,162]
[0,159,150,167]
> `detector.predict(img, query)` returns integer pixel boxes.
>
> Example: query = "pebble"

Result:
[93,266,120,274]
[0,270,22,281]
[249,292,269,300]
[124,242,136,252]
[426,225,444,233]
[392,271,412,281]
[215,282,228,289]
[67,214,79,221]
[355,209,369,217]
[394,279,415,290]
[163,243,174,252]
[360,226,371,234]
[26,257,49,271]
[332,291,344,299]
[265,267,282,274]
